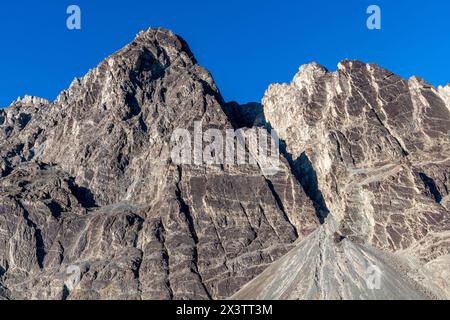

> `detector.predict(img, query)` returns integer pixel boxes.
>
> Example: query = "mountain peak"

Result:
[292,62,328,90]
[1,27,449,301]
[55,27,208,110]
[13,95,50,106]
[132,27,197,64]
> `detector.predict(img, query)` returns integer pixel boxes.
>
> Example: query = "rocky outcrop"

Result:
[233,61,450,299]
[1,28,449,300]
[0,28,318,300]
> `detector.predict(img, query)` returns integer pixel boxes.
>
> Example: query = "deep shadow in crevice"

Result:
[265,123,330,224]
[62,285,70,300]
[18,113,32,130]
[419,172,442,204]
[46,201,64,219]
[17,201,46,269]
[0,265,5,278]
[67,179,97,209]
[265,177,299,238]
[0,163,12,178]
[124,93,142,119]
[284,149,330,224]
[220,102,330,224]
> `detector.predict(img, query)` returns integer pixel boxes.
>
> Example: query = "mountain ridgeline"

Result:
[0,28,449,300]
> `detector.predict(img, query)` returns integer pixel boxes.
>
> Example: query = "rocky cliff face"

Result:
[0,28,318,300]
[233,61,450,299]
[0,28,449,300]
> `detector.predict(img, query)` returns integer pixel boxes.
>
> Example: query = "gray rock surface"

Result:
[0,28,318,300]
[233,61,450,299]
[1,29,449,300]
[231,218,437,300]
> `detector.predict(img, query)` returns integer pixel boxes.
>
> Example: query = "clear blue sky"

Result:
[1,0,449,107]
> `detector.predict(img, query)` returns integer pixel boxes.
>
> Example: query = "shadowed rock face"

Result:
[0,29,449,300]
[0,28,318,300]
[233,61,450,299]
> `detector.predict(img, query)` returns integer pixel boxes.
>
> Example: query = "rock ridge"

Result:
[0,30,449,300]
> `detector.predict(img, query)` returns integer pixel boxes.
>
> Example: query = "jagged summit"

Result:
[133,27,197,62]
[0,28,449,300]
[438,84,450,107]
[292,61,329,90]
[259,57,450,299]
[14,95,50,106]
[56,27,217,107]
[0,27,318,300]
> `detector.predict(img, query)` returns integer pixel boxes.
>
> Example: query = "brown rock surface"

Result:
[0,28,318,300]
[233,61,450,299]
[1,29,449,300]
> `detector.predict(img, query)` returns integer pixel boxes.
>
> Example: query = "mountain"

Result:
[0,28,318,300]
[0,28,449,300]
[233,61,450,299]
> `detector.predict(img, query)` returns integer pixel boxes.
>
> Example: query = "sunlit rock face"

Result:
[1,28,449,301]
[236,60,450,299]
[0,28,318,300]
